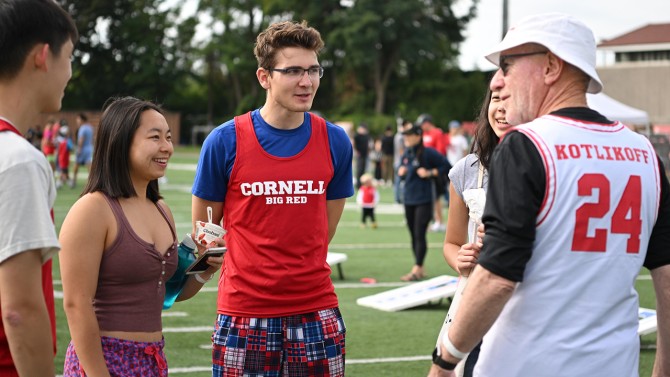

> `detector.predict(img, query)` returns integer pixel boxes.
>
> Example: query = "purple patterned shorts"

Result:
[212,307,346,377]
[63,336,167,377]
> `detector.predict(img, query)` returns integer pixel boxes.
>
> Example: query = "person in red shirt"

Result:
[0,1,77,376]
[419,113,446,155]
[56,125,73,189]
[418,114,448,232]
[356,173,380,228]
[191,21,353,377]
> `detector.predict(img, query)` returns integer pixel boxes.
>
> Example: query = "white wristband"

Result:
[194,273,212,284]
[441,333,468,360]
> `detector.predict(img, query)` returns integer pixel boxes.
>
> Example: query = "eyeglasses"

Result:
[499,51,548,76]
[267,66,324,80]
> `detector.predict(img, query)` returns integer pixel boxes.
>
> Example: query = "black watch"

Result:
[432,347,457,371]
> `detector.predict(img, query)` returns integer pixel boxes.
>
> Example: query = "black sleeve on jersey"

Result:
[478,131,546,282]
[644,157,670,270]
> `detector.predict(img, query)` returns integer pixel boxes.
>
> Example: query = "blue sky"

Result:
[457,0,670,70]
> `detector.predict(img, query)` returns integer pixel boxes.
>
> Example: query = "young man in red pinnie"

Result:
[192,20,353,376]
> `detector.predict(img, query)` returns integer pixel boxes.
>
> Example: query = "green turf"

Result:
[51,146,657,375]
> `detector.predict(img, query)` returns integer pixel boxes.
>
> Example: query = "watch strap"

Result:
[432,348,457,371]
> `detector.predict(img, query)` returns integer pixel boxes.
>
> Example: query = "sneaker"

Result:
[68,179,76,188]
[429,222,445,232]
[371,222,378,229]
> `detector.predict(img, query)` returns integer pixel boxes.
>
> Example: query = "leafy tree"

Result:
[58,0,490,140]
[328,0,478,114]
[59,0,195,110]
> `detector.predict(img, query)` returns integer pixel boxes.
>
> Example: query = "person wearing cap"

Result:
[429,13,670,377]
[397,124,449,281]
[418,114,446,156]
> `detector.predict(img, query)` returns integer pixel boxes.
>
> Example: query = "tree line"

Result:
[59,0,492,140]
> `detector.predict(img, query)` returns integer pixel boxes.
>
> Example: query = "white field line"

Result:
[162,311,189,317]
[196,281,409,293]
[163,326,213,333]
[328,243,442,249]
[164,355,433,375]
[54,274,654,284]
[174,221,409,229]
[52,274,653,299]
[168,163,198,171]
[59,356,433,377]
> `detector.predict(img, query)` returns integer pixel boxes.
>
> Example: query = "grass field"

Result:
[51,146,658,376]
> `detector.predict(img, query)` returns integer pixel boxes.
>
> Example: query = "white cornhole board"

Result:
[639,307,657,336]
[356,275,459,312]
[327,252,347,280]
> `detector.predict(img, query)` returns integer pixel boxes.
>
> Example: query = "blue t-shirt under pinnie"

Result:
[192,109,354,202]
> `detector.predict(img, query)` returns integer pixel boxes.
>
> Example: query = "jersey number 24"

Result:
[572,173,641,253]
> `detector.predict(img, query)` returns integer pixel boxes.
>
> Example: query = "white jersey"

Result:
[476,115,660,377]
[0,131,59,264]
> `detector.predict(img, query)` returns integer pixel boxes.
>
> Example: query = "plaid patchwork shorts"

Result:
[63,336,167,377]
[212,307,346,377]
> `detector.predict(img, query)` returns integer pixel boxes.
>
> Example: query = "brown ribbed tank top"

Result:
[94,194,178,332]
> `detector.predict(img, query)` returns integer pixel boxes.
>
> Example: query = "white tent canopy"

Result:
[586,93,650,126]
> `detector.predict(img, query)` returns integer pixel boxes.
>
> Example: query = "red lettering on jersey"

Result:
[555,145,568,160]
[554,144,650,165]
[612,147,625,161]
[580,144,594,159]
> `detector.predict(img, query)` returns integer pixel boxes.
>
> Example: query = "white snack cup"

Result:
[195,221,225,247]
[195,206,226,246]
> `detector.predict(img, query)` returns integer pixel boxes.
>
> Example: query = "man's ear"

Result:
[34,43,50,71]
[543,52,563,87]
[257,67,270,89]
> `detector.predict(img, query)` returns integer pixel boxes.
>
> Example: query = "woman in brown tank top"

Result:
[59,97,223,377]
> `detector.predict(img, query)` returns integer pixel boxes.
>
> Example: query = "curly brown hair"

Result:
[253,20,324,70]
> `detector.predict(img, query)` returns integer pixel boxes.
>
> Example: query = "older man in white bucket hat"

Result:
[429,13,670,377]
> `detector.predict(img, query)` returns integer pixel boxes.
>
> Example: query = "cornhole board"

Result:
[638,307,657,336]
[327,252,348,280]
[356,275,459,312]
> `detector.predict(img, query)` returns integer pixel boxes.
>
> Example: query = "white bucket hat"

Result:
[485,13,603,94]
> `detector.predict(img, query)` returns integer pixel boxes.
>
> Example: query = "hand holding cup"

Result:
[195,206,225,248]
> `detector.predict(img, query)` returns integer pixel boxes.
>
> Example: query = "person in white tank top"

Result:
[428,85,510,377]
[429,13,670,377]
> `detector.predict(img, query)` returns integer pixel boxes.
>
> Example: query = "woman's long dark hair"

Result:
[470,87,500,171]
[82,96,164,203]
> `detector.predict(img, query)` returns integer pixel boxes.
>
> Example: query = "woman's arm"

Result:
[60,193,113,377]
[421,148,449,179]
[176,258,222,301]
[444,182,484,277]
[443,183,469,274]
[157,199,221,302]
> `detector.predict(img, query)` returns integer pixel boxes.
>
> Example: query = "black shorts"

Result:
[434,176,446,196]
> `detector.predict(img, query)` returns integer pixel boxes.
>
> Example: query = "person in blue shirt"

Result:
[397,124,450,281]
[71,112,94,188]
[191,20,353,377]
